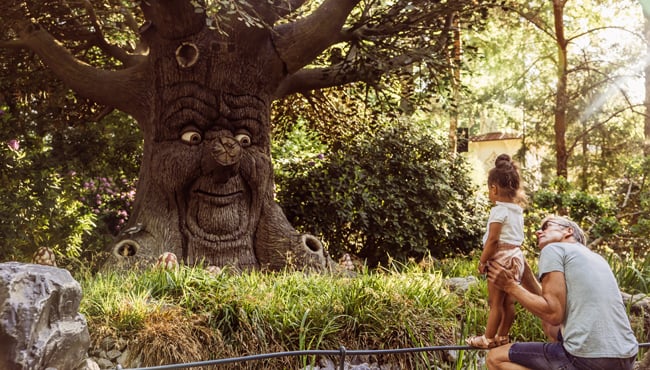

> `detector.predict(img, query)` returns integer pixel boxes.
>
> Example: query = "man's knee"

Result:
[486,345,510,369]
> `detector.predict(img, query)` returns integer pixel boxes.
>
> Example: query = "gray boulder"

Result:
[0,262,90,370]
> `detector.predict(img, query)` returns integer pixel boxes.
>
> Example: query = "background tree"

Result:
[642,0,650,157]
[461,0,648,252]
[462,0,644,188]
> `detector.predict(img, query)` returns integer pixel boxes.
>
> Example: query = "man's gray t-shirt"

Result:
[539,242,638,358]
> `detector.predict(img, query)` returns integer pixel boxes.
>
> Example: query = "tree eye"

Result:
[235,133,251,147]
[181,130,202,145]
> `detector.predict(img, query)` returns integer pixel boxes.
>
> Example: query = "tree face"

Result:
[151,85,275,268]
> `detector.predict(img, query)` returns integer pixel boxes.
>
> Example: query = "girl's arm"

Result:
[479,221,502,273]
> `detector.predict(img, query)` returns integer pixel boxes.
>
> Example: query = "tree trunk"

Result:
[643,8,650,158]
[448,13,462,155]
[552,0,569,179]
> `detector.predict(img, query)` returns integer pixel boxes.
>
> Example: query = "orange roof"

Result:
[469,132,522,142]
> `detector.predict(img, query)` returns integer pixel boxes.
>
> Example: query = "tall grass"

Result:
[605,247,649,294]
[79,254,647,369]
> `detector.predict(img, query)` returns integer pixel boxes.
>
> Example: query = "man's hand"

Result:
[486,261,516,292]
[489,263,568,325]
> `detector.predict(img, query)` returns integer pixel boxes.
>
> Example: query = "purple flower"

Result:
[317,153,325,160]
[7,139,19,151]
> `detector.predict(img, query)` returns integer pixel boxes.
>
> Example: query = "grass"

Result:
[78,254,647,370]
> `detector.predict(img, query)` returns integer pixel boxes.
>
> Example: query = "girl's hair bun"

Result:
[495,153,512,167]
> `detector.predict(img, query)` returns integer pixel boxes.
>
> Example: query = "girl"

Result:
[466,153,527,349]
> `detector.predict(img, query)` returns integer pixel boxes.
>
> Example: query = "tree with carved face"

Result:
[0,0,494,270]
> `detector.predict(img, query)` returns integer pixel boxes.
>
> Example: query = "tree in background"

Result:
[454,0,649,253]
[519,0,644,184]
[642,0,650,157]
[462,0,644,188]
[0,0,497,269]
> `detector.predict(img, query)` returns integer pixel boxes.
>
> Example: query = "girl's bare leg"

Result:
[486,280,506,338]
[497,293,516,338]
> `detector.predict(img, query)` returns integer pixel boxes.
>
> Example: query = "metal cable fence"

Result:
[117,342,650,370]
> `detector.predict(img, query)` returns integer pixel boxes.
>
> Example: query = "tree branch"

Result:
[274,45,438,99]
[81,0,142,67]
[13,22,150,120]
[272,0,361,74]
[141,0,204,39]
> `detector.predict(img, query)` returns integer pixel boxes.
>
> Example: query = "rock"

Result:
[31,247,57,267]
[0,262,90,370]
[95,357,115,369]
[444,276,478,293]
[76,358,101,370]
[106,349,122,360]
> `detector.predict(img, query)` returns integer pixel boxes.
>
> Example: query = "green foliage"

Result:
[81,263,470,368]
[529,177,618,241]
[605,248,649,295]
[75,261,563,368]
[271,119,328,181]
[0,116,97,261]
[613,156,650,252]
[0,102,141,267]
[275,121,487,266]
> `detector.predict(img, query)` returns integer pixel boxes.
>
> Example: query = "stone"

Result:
[95,357,114,369]
[75,358,101,370]
[0,262,90,370]
[106,349,122,360]
[155,252,178,269]
[444,276,478,293]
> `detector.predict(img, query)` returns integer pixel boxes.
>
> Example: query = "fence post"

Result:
[339,345,347,370]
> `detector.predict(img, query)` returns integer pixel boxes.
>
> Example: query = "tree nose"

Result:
[201,135,242,179]
[212,136,241,166]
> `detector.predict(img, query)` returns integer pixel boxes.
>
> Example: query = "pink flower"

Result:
[7,139,19,151]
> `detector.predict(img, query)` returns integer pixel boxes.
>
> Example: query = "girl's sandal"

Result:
[465,335,497,349]
[495,335,510,346]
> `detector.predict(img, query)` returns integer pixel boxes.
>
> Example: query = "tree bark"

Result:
[552,0,569,179]
[643,8,650,158]
[448,13,462,155]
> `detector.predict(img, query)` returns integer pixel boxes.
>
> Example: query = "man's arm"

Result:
[487,262,566,326]
[520,261,541,295]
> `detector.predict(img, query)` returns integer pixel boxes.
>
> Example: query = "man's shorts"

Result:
[508,341,636,370]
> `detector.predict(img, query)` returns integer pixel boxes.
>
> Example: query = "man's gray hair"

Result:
[543,215,587,246]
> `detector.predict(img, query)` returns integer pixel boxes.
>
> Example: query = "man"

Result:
[486,215,638,370]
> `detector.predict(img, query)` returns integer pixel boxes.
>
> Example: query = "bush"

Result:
[0,106,141,268]
[529,177,618,241]
[276,121,487,266]
[0,135,96,262]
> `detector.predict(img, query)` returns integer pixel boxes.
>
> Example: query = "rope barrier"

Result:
[116,342,650,370]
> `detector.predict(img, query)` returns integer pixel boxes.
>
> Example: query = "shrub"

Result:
[529,177,618,241]
[0,132,96,262]
[276,121,487,266]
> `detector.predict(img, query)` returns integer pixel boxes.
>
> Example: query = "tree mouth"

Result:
[185,176,253,241]
[194,189,243,206]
